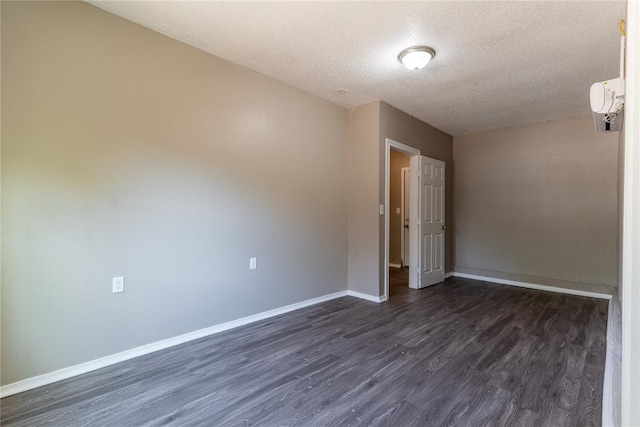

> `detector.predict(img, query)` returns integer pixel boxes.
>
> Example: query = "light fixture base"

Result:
[398,46,436,70]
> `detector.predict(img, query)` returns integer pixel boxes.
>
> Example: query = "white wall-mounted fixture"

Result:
[590,19,626,132]
[112,276,124,293]
[591,77,625,132]
[591,78,625,114]
[398,46,435,70]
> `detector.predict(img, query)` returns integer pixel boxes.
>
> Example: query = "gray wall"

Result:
[379,101,454,295]
[1,1,348,386]
[453,115,618,294]
[389,150,409,265]
[347,101,380,295]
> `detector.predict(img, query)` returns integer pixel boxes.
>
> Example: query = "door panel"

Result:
[434,186,443,223]
[434,233,443,271]
[422,234,432,273]
[419,156,445,288]
[423,184,432,222]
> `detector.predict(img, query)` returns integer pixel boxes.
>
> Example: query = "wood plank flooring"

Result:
[1,270,608,426]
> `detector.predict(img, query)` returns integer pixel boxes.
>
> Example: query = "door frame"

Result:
[400,166,411,267]
[621,1,640,423]
[384,138,420,301]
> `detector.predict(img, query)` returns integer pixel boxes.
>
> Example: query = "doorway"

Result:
[384,138,446,301]
[384,139,420,300]
[388,150,411,298]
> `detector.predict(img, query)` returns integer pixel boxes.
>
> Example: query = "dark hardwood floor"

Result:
[1,270,608,426]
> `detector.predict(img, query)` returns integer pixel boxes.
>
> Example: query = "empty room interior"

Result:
[2,1,640,426]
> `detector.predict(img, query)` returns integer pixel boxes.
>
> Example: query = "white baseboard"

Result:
[388,263,402,268]
[0,290,349,398]
[602,298,615,427]
[445,272,454,279]
[601,291,622,427]
[347,290,386,304]
[451,272,612,300]
[3,272,609,398]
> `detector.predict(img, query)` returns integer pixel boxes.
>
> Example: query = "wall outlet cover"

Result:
[112,276,125,293]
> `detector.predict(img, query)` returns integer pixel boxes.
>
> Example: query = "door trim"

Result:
[384,138,420,301]
[621,1,640,424]
[400,166,410,267]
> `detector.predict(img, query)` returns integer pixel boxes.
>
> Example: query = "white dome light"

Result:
[398,46,436,70]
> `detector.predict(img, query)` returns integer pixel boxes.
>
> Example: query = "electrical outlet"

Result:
[112,276,125,293]
[249,257,257,270]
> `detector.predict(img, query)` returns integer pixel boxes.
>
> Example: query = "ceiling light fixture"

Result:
[398,46,436,70]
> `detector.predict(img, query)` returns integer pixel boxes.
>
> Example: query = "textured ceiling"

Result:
[89,1,626,135]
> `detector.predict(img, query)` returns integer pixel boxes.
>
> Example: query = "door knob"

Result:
[442,225,447,230]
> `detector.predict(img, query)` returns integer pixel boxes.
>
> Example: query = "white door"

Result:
[418,156,445,288]
[401,167,411,267]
